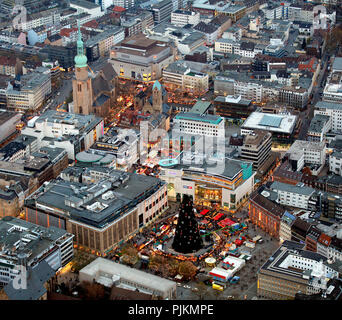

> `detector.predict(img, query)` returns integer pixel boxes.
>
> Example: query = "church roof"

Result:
[93,94,110,107]
[92,74,113,98]
[101,63,117,81]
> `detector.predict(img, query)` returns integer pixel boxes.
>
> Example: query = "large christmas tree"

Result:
[172,194,203,253]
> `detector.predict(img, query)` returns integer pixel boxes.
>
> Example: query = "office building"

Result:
[70,0,103,20]
[151,0,173,24]
[85,27,125,59]
[171,10,200,27]
[172,112,225,138]
[314,101,342,134]
[270,181,316,210]
[307,114,331,142]
[280,211,297,243]
[6,69,51,112]
[241,130,272,171]
[214,95,253,120]
[286,140,326,175]
[162,60,209,94]
[241,112,297,143]
[0,216,74,287]
[21,110,104,160]
[257,241,339,300]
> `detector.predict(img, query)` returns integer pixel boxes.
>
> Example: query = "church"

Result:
[72,24,117,119]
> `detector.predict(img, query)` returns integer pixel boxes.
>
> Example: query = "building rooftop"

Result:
[308,114,330,134]
[175,112,222,125]
[0,216,71,267]
[242,112,297,134]
[26,169,164,229]
[259,240,337,281]
[80,257,176,292]
[191,100,212,115]
[316,101,342,111]
[270,181,316,197]
[70,0,100,9]
[332,57,342,72]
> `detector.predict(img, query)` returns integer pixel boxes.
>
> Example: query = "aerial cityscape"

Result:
[0,0,341,305]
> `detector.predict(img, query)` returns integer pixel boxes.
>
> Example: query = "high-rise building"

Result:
[241,130,272,171]
[151,0,173,24]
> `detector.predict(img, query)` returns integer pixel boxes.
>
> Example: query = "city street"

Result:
[298,53,330,140]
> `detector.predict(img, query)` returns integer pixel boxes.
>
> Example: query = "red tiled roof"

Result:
[318,233,332,247]
[60,27,78,37]
[113,6,126,12]
[83,19,99,29]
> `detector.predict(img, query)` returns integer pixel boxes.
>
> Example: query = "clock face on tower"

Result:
[77,68,81,72]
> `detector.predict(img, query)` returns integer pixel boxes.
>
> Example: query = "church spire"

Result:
[74,21,88,68]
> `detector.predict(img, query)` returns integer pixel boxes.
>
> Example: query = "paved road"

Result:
[298,53,330,140]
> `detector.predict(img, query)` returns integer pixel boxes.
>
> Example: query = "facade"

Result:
[314,101,342,134]
[249,191,285,239]
[0,216,74,287]
[279,211,296,243]
[79,257,177,299]
[151,0,174,24]
[0,111,21,144]
[109,34,174,81]
[24,169,168,256]
[171,10,200,27]
[305,226,321,253]
[270,181,315,210]
[330,152,342,176]
[159,157,255,212]
[241,130,272,171]
[214,95,253,120]
[286,140,326,174]
[172,112,225,138]
[257,241,339,300]
[21,110,104,160]
[279,86,308,109]
[85,27,125,58]
[6,69,51,112]
[162,61,209,94]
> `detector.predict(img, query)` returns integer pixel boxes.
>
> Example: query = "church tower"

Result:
[152,80,162,113]
[72,23,93,115]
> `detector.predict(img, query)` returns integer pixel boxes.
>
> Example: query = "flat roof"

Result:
[191,101,212,115]
[175,112,222,125]
[270,181,315,196]
[242,112,297,134]
[80,257,176,292]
